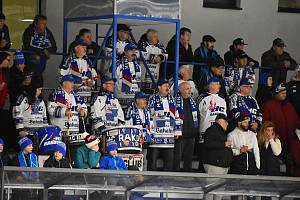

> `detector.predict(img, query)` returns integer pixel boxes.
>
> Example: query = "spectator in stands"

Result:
[229,78,262,133]
[173,82,199,172]
[224,38,259,68]
[148,79,181,171]
[9,50,34,106]
[257,121,281,176]
[0,52,10,110]
[225,50,255,95]
[0,13,11,51]
[115,43,142,101]
[228,112,260,175]
[290,125,300,177]
[262,83,299,172]
[100,24,133,76]
[12,76,47,138]
[138,29,167,90]
[68,28,100,63]
[164,27,193,80]
[0,137,9,167]
[100,140,127,170]
[255,74,273,107]
[261,38,297,88]
[193,35,222,92]
[286,66,300,118]
[91,76,124,133]
[43,142,71,168]
[170,65,198,99]
[75,133,101,169]
[22,15,57,74]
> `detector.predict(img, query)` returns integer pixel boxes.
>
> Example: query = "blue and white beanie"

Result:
[0,137,4,145]
[53,142,66,157]
[14,50,25,65]
[18,137,33,151]
[106,140,118,152]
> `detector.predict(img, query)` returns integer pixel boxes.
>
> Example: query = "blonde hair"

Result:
[257,121,277,146]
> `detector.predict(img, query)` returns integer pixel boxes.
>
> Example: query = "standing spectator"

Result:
[0,137,9,167]
[173,82,199,172]
[147,79,181,171]
[100,140,127,170]
[0,52,10,109]
[262,83,299,169]
[290,126,300,177]
[224,38,259,68]
[261,38,297,88]
[68,28,100,63]
[0,13,11,51]
[138,29,167,89]
[286,66,300,118]
[257,121,281,176]
[228,112,260,175]
[255,74,273,107]
[9,50,34,106]
[225,50,255,95]
[22,15,57,74]
[43,142,71,168]
[75,133,101,169]
[229,78,262,133]
[163,27,193,80]
[193,35,222,92]
[170,65,199,99]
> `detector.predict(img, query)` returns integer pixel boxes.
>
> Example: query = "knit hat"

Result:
[18,137,33,151]
[124,43,138,51]
[106,140,118,152]
[240,78,253,86]
[14,50,25,65]
[61,74,75,83]
[84,133,100,149]
[134,92,146,100]
[0,137,4,145]
[275,83,286,94]
[157,79,169,87]
[207,77,220,85]
[235,111,250,122]
[53,142,66,157]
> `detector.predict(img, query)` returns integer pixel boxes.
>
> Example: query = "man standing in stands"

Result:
[286,66,300,118]
[148,79,181,171]
[0,13,11,51]
[22,15,57,74]
[261,38,297,88]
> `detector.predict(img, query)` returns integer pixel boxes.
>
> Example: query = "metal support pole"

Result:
[63,20,68,55]
[112,15,118,95]
[1,167,4,200]
[95,24,99,45]
[174,21,180,96]
[43,188,48,200]
[160,192,164,200]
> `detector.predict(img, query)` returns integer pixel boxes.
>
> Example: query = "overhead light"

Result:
[21,19,34,22]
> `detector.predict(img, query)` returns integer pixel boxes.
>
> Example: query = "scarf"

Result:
[31,28,52,49]
[53,88,81,106]
[127,101,150,128]
[119,57,141,93]
[99,92,115,104]
[18,152,38,180]
[176,95,199,128]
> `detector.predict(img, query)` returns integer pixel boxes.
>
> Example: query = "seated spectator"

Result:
[290,125,300,177]
[138,29,167,89]
[115,43,142,100]
[68,28,100,63]
[0,137,9,167]
[257,121,282,176]
[170,65,198,99]
[225,50,255,95]
[286,66,300,118]
[0,52,10,110]
[163,27,193,80]
[100,140,127,170]
[193,35,222,90]
[9,50,35,106]
[0,13,11,51]
[229,78,262,133]
[43,142,71,168]
[22,15,57,74]
[13,77,47,137]
[224,38,259,68]
[261,38,297,88]
[255,74,273,107]
[75,133,101,169]
[228,112,260,175]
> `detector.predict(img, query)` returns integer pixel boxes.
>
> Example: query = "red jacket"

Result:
[290,131,300,177]
[0,69,9,109]
[262,99,299,153]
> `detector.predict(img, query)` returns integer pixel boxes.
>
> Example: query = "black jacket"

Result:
[255,85,273,108]
[203,123,233,168]
[0,24,11,50]
[43,155,71,168]
[224,45,259,68]
[259,143,281,176]
[0,153,9,167]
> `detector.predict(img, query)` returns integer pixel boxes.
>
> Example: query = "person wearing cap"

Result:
[290,125,300,177]
[170,64,199,99]
[262,83,299,171]
[138,29,168,90]
[13,76,48,137]
[0,52,10,109]
[0,13,11,50]
[0,137,9,167]
[164,27,193,80]
[11,137,38,167]
[224,38,259,68]
[22,15,57,74]
[173,81,199,172]
[100,140,127,170]
[255,74,273,107]
[115,42,142,100]
[43,142,71,168]
[48,74,87,138]
[75,132,101,169]
[261,38,298,88]
[147,79,181,171]
[286,66,300,118]
[229,78,262,133]
[224,49,256,95]
[91,76,124,133]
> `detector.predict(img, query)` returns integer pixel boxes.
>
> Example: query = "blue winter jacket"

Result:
[99,154,128,170]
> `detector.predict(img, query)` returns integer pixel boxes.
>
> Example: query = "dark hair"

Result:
[0,13,6,20]
[25,76,43,105]
[79,28,91,37]
[33,15,47,24]
[180,27,191,36]
[0,52,10,64]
